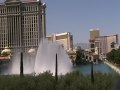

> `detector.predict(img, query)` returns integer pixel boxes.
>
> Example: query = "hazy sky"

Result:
[1,0,120,43]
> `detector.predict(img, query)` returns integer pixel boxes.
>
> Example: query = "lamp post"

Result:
[55,53,58,81]
[20,52,24,77]
[91,61,94,84]
[89,50,94,84]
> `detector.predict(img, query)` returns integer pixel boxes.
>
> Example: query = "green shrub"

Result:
[0,71,118,90]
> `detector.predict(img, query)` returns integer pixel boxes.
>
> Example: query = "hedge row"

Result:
[0,71,119,90]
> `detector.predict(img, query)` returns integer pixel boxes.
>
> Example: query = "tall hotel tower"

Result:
[89,29,100,53]
[0,0,46,52]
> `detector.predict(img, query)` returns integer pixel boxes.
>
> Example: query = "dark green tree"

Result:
[75,49,85,65]
[107,49,120,64]
[107,49,116,62]
[114,49,120,64]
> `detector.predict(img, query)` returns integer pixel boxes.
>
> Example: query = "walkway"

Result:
[104,60,120,75]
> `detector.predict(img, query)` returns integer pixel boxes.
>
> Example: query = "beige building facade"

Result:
[0,0,46,52]
[47,32,73,51]
[90,28,100,40]
[94,34,119,55]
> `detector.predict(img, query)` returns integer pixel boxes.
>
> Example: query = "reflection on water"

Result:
[73,62,117,75]
[0,61,118,75]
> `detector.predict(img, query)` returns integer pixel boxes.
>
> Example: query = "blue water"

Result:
[0,61,118,75]
[74,62,117,75]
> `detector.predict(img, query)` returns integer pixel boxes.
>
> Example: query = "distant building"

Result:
[106,34,119,52]
[89,29,100,53]
[47,32,73,51]
[96,34,119,54]
[90,28,100,40]
[0,0,46,52]
[89,28,119,60]
[74,43,89,50]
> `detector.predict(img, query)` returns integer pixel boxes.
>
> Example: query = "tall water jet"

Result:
[34,39,72,75]
[2,39,72,75]
[7,52,35,75]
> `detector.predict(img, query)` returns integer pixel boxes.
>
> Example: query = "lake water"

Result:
[0,62,118,75]
[73,62,117,75]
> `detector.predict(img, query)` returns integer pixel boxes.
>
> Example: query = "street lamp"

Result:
[91,61,94,84]
[20,52,23,77]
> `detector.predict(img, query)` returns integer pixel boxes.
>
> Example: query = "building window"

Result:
[90,44,94,48]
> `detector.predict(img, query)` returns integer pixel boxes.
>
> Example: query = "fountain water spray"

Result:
[34,39,72,75]
[3,39,72,75]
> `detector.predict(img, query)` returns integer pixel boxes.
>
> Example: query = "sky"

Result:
[1,0,120,43]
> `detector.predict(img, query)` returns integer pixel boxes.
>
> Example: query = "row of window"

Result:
[0,15,39,25]
[22,26,38,30]
[0,27,7,29]
[0,18,7,23]
[0,44,8,48]
[0,39,8,47]
[22,5,38,12]
[0,37,39,47]
[0,12,38,16]
[23,39,39,46]
[0,36,7,41]
[24,36,38,39]
[0,7,20,13]
[22,15,38,24]
[0,5,38,14]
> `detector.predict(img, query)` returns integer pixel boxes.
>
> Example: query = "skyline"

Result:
[1,0,120,43]
[43,0,120,43]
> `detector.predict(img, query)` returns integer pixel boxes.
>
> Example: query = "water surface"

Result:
[74,62,117,75]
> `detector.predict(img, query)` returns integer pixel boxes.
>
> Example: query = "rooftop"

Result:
[2,0,40,4]
[89,28,100,31]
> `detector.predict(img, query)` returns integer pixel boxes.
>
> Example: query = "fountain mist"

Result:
[34,39,72,75]
[2,39,72,75]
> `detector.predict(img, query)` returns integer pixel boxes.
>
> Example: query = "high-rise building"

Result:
[90,28,100,40]
[89,29,100,53]
[0,0,46,52]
